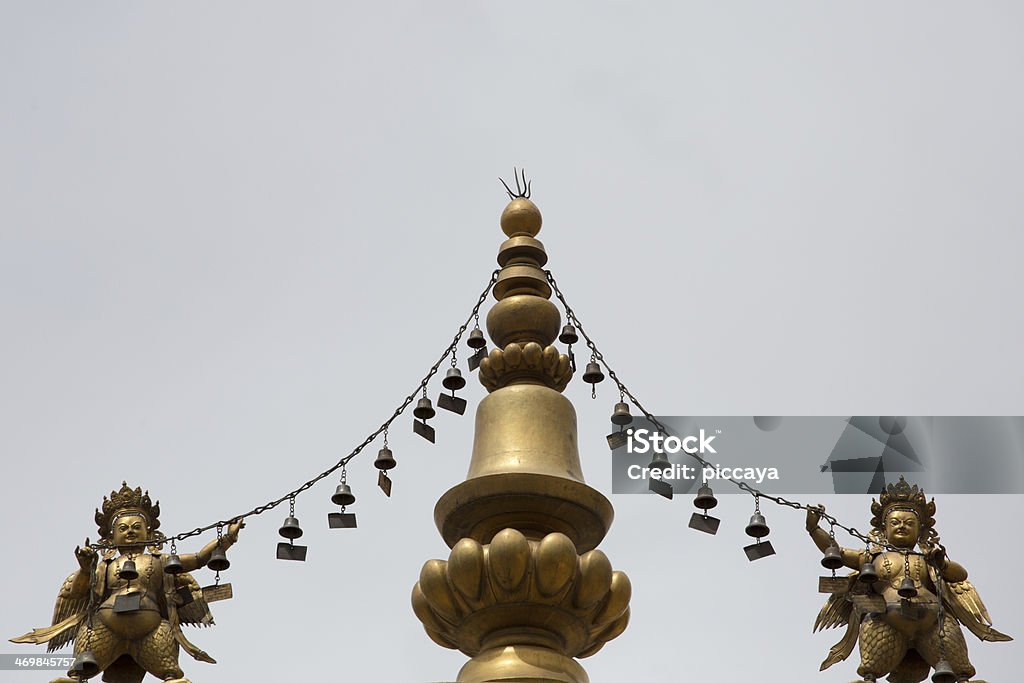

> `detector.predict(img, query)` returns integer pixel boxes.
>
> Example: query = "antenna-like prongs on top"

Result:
[499,167,532,199]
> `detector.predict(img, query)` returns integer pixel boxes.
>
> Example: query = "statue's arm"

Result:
[928,546,968,583]
[67,539,98,597]
[177,520,244,573]
[805,506,864,569]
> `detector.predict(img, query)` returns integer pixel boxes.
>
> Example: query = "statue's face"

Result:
[111,514,149,550]
[884,509,920,548]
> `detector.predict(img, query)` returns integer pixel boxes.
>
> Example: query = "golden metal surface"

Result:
[11,483,244,683]
[806,477,1011,681]
[415,195,629,683]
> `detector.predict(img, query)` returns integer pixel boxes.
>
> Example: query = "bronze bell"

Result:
[119,558,139,581]
[279,516,303,540]
[858,559,878,583]
[898,576,918,598]
[413,397,435,420]
[610,402,633,426]
[693,484,718,510]
[71,650,100,679]
[331,483,356,507]
[648,453,672,470]
[821,545,844,570]
[442,367,466,391]
[931,659,956,683]
[467,328,486,349]
[745,513,770,539]
[559,324,579,345]
[374,446,396,470]
[582,361,604,384]
[164,553,184,575]
[208,546,230,572]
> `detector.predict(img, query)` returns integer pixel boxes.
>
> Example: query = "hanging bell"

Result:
[442,367,466,391]
[898,576,918,599]
[582,361,604,385]
[745,513,770,539]
[693,484,718,510]
[70,650,100,679]
[332,483,356,507]
[821,545,844,571]
[119,558,139,581]
[930,659,956,683]
[164,553,185,575]
[413,397,436,420]
[467,328,486,349]
[558,324,579,345]
[648,452,672,470]
[610,402,633,426]
[374,446,396,471]
[858,559,878,583]
[208,546,230,572]
[279,516,303,540]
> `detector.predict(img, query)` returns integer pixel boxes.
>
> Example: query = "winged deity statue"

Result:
[11,483,242,683]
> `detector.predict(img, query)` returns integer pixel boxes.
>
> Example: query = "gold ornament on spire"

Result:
[415,177,629,683]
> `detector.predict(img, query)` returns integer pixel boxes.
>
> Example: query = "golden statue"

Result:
[806,477,1011,682]
[11,483,243,683]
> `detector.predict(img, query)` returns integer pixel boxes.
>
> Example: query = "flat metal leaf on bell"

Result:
[688,512,720,535]
[818,576,849,594]
[413,419,435,443]
[468,347,487,371]
[276,542,308,562]
[606,430,628,451]
[202,583,233,603]
[113,592,143,614]
[175,585,194,606]
[851,593,885,613]
[438,393,467,415]
[328,512,358,529]
[744,540,776,561]
[377,470,393,497]
[648,477,673,499]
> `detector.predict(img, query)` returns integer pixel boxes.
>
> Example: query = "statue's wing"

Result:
[942,577,1012,643]
[813,574,856,632]
[815,573,860,671]
[173,573,215,627]
[9,572,87,651]
[165,571,216,664]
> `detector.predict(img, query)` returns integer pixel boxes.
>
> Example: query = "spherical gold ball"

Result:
[500,198,542,237]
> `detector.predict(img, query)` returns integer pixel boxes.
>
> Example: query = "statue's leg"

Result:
[856,618,908,681]
[134,620,185,681]
[915,619,975,681]
[56,621,123,682]
[101,654,146,683]
[887,649,930,683]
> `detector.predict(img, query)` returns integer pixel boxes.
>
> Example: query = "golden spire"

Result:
[413,185,631,683]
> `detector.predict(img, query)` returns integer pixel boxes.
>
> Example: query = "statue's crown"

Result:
[870,476,936,536]
[95,482,161,540]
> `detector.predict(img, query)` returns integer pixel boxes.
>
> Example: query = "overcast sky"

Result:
[2,4,1022,682]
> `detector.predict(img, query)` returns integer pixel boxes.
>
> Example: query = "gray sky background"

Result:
[2,4,1022,681]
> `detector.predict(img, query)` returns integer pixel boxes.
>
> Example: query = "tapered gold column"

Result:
[413,197,630,683]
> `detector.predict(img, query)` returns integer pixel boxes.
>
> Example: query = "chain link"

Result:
[546,269,920,556]
[92,270,500,551]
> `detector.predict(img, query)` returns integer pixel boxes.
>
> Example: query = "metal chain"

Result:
[546,269,918,556]
[93,269,500,551]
